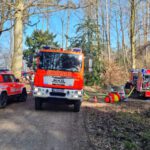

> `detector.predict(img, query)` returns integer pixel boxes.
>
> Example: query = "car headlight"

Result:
[34,87,39,93]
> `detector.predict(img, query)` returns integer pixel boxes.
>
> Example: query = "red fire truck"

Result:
[33,47,84,112]
[129,69,150,98]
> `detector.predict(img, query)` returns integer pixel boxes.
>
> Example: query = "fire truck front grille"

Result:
[50,92,66,97]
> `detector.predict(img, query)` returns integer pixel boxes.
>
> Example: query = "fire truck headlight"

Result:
[78,91,82,95]
[37,91,41,95]
[73,91,78,98]
[79,55,82,61]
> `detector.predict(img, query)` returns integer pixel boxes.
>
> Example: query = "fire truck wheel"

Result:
[19,88,27,102]
[35,98,42,110]
[74,101,81,112]
[0,92,8,108]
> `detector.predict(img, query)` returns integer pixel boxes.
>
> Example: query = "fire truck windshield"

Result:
[39,52,82,72]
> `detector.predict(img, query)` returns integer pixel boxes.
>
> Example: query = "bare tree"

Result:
[101,1,106,56]
[0,0,14,36]
[65,0,71,49]
[119,0,128,71]
[115,12,120,52]
[144,0,149,67]
[61,17,64,48]
[130,0,136,69]
[96,0,100,52]
[11,0,24,78]
[106,0,111,63]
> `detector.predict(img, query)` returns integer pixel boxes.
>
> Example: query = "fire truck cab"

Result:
[33,47,84,112]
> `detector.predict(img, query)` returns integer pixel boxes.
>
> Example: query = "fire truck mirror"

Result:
[33,65,37,71]
[35,52,41,58]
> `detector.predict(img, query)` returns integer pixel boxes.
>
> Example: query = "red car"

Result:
[0,69,27,108]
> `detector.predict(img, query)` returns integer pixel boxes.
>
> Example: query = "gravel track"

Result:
[0,96,92,150]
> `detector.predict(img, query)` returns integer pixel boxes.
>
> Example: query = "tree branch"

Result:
[0,23,14,36]
[25,19,40,27]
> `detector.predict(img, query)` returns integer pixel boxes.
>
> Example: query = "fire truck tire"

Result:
[19,88,27,102]
[74,101,81,112]
[0,92,8,108]
[35,98,42,110]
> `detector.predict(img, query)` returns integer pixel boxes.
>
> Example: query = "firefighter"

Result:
[125,81,133,94]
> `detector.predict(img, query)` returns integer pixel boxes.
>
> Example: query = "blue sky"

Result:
[27,8,83,48]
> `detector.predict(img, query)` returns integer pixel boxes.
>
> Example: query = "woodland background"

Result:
[0,0,150,86]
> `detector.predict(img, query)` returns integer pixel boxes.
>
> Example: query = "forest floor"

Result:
[83,86,150,150]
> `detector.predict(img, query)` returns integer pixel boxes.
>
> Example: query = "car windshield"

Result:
[39,52,82,72]
[2,74,16,82]
[144,75,150,82]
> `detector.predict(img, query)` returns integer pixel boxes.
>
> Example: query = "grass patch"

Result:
[84,86,107,101]
[124,141,138,150]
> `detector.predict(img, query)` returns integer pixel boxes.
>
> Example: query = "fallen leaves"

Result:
[83,101,150,150]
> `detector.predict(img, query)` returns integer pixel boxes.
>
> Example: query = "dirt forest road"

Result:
[0,96,92,150]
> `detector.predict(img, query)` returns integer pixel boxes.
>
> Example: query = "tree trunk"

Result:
[106,0,111,63]
[0,0,5,36]
[11,0,24,78]
[119,0,127,72]
[130,0,136,69]
[101,4,105,58]
[96,0,100,52]
[144,1,149,67]
[115,13,120,52]
[61,18,64,48]
[66,0,71,49]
